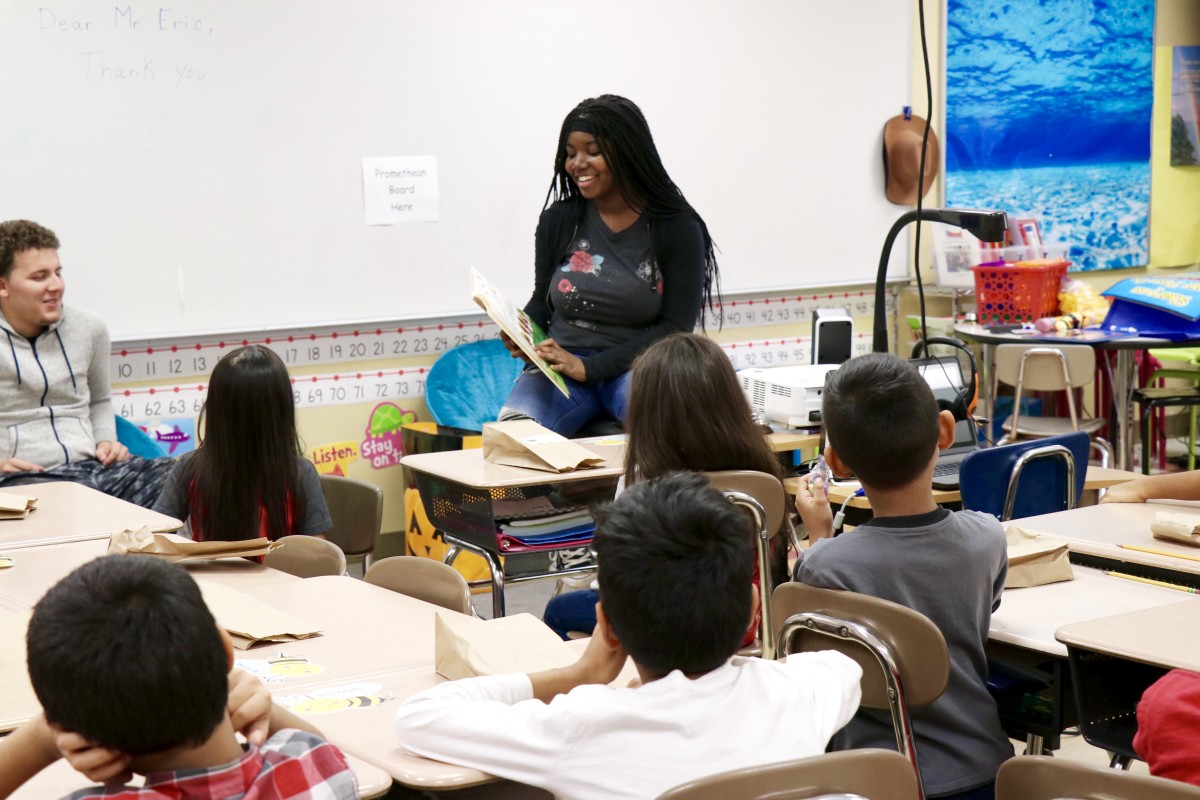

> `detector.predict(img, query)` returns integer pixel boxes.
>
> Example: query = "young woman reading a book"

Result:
[498,95,721,436]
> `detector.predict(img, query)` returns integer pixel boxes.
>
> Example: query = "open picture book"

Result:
[470,267,569,397]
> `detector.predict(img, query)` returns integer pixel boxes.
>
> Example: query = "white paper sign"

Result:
[362,156,439,225]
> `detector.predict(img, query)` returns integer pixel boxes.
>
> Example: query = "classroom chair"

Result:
[656,748,920,800]
[958,431,1088,521]
[707,470,788,660]
[993,344,1114,468]
[772,582,950,800]
[1131,370,1200,475]
[995,755,1200,800]
[1142,347,1200,471]
[263,534,347,578]
[364,556,473,615]
[319,474,384,575]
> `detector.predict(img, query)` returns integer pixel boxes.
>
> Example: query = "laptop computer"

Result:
[912,356,980,490]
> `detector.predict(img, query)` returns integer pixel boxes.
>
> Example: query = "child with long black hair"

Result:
[152,345,331,542]
[499,94,722,436]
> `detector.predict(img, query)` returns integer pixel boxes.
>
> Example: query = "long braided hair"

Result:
[544,95,722,327]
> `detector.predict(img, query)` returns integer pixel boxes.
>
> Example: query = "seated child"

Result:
[0,555,357,800]
[793,353,1012,800]
[1134,668,1200,786]
[153,345,331,542]
[395,471,862,800]
[1101,470,1200,505]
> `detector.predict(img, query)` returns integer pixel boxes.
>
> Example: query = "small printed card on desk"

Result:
[0,492,37,520]
[1150,512,1200,546]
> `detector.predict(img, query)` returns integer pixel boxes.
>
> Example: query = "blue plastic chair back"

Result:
[424,339,523,431]
[959,432,1089,521]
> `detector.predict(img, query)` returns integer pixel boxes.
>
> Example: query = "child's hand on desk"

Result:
[55,729,132,785]
[794,474,834,541]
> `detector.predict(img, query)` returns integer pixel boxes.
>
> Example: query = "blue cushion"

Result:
[115,415,167,459]
[424,339,524,431]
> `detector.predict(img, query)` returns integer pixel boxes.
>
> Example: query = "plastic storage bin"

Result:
[973,258,1070,325]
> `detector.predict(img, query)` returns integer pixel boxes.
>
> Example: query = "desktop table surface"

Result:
[0,482,181,551]
[953,323,1180,350]
[1017,500,1200,577]
[0,539,300,610]
[1055,599,1200,672]
[990,565,1190,658]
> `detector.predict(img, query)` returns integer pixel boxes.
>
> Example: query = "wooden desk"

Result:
[1017,500,1200,580]
[992,565,1191,659]
[954,324,1200,472]
[985,564,1189,749]
[782,465,1141,509]
[0,482,181,551]
[0,539,299,610]
[4,751,395,799]
[1056,600,1200,672]
[280,639,637,792]
[402,446,624,618]
[0,576,441,734]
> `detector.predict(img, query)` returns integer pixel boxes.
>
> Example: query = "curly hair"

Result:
[0,220,59,278]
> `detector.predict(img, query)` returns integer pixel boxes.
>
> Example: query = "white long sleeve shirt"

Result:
[394,652,862,800]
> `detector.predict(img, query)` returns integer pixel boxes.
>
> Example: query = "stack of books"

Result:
[497,508,595,552]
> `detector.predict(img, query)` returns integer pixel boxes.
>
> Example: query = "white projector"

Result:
[739,364,839,428]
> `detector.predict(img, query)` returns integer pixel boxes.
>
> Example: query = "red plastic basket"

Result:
[972,261,1069,325]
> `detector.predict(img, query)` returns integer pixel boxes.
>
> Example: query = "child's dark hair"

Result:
[593,471,753,677]
[624,333,782,486]
[546,94,721,326]
[26,556,228,756]
[822,353,940,490]
[185,345,305,541]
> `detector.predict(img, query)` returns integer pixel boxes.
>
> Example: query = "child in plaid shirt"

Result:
[0,556,357,800]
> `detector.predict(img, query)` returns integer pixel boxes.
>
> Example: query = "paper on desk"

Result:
[1004,525,1074,588]
[197,581,322,650]
[0,492,36,520]
[435,612,578,681]
[108,528,278,563]
[1151,512,1200,546]
[482,419,604,473]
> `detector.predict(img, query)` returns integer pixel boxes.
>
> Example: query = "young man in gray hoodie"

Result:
[0,220,172,508]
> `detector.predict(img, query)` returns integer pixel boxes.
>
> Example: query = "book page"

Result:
[470,268,569,397]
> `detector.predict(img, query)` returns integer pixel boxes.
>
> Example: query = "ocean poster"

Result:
[945,0,1154,271]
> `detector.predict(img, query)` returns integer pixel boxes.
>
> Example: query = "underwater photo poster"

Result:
[944,0,1155,271]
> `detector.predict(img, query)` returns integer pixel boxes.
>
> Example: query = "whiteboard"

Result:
[0,0,911,339]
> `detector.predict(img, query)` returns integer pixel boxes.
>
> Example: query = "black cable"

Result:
[914,0,933,353]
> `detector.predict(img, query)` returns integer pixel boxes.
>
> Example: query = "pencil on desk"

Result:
[1119,543,1200,564]
[1105,571,1198,594]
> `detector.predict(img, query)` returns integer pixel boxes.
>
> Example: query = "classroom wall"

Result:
[910,0,1200,299]
[110,1,1194,555]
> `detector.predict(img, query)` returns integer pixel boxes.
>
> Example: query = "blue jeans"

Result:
[499,363,631,437]
[543,589,599,640]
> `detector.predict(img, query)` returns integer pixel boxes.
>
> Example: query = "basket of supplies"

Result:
[972,258,1071,326]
